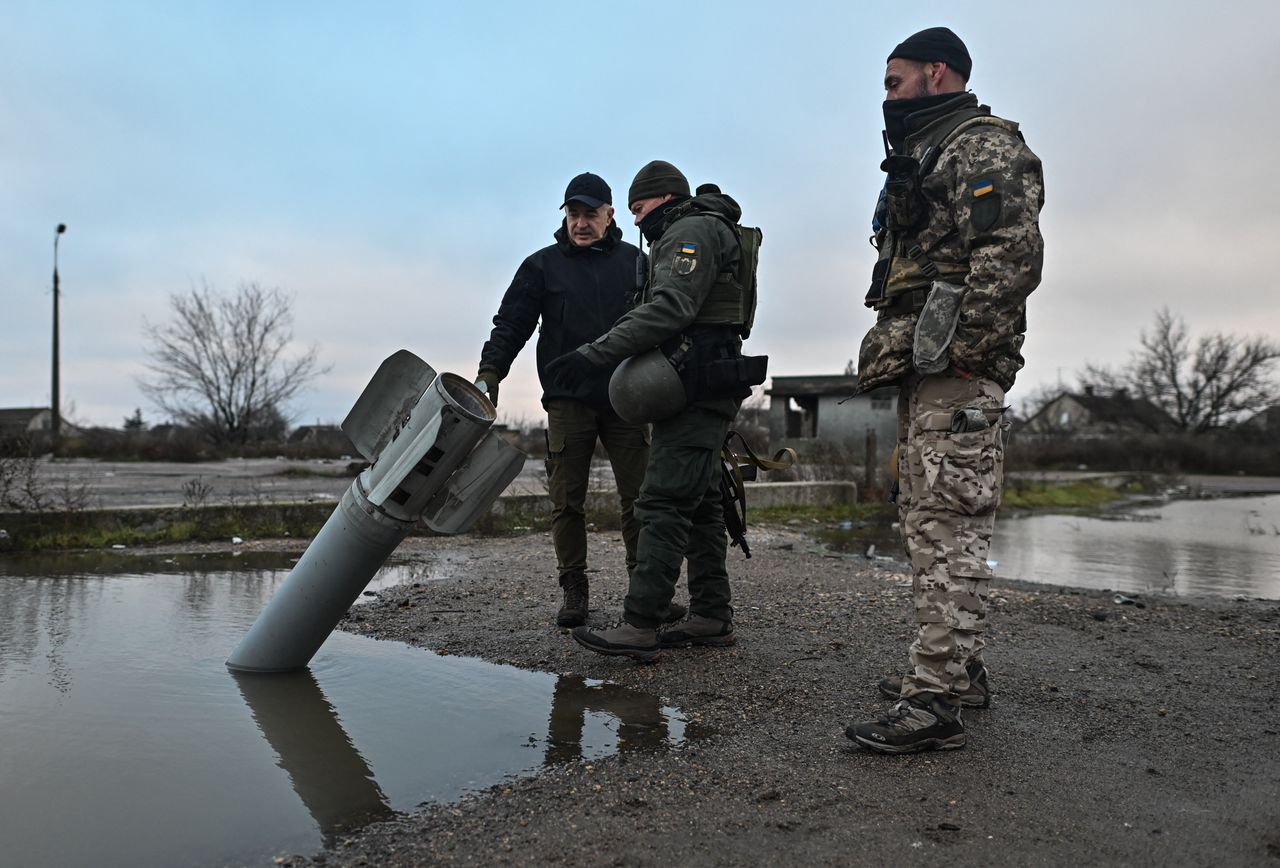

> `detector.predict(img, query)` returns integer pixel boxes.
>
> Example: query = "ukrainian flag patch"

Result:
[679,243,698,255]
[972,180,995,198]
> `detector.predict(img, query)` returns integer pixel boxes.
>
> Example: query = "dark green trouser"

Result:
[623,404,734,629]
[544,399,650,578]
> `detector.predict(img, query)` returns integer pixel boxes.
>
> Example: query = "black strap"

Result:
[719,431,798,559]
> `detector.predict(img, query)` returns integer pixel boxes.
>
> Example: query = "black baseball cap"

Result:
[561,172,612,209]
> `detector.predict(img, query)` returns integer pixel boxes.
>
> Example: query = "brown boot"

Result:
[556,571,589,628]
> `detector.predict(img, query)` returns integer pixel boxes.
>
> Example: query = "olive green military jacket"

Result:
[856,94,1045,392]
[579,193,741,368]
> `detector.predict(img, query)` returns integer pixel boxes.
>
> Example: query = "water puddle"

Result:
[808,495,1280,600]
[991,493,1280,599]
[0,554,694,867]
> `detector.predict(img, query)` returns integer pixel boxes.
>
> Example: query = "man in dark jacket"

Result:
[546,161,756,662]
[477,172,658,628]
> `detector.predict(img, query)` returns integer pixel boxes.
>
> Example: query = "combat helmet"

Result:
[608,349,687,424]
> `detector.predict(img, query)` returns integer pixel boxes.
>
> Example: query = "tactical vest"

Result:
[867,109,1022,314]
[649,207,762,338]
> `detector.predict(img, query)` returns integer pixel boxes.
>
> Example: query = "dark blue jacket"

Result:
[479,221,641,408]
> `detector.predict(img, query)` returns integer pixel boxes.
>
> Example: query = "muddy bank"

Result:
[226,524,1280,867]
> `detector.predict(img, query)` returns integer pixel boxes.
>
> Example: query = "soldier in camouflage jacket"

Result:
[846,27,1045,755]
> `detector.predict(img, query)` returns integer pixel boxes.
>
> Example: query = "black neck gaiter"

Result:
[882,92,959,153]
[638,196,689,244]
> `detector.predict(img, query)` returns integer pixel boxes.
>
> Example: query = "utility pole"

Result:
[52,223,66,455]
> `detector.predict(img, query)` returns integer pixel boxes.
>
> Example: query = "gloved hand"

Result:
[545,349,599,392]
[475,368,500,406]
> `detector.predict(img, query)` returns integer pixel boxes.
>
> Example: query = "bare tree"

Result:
[138,282,328,445]
[1083,308,1280,433]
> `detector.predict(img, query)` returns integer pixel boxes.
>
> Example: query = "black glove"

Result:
[545,349,599,392]
[475,368,500,406]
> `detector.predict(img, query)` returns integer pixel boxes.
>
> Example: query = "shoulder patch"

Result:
[972,180,995,198]
[672,242,699,276]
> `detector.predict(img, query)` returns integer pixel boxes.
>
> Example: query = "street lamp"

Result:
[52,223,66,454]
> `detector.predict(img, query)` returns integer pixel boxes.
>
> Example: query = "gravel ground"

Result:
[274,526,1278,867]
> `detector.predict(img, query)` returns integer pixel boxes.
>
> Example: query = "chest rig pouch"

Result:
[865,111,1022,310]
[880,154,928,231]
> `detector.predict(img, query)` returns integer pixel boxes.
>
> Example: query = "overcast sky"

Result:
[3,0,1278,430]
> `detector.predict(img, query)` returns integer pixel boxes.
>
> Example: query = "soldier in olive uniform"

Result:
[844,28,1045,753]
[476,173,662,629]
[546,160,761,662]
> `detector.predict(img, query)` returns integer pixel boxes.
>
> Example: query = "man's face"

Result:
[883,58,935,100]
[564,201,613,246]
[629,194,674,226]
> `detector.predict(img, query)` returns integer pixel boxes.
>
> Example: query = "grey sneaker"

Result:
[877,659,991,709]
[846,693,965,754]
[556,572,589,628]
[659,614,735,648]
[571,622,660,662]
[665,601,688,624]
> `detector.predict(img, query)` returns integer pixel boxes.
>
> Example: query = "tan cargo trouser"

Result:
[544,399,650,578]
[895,373,1007,698]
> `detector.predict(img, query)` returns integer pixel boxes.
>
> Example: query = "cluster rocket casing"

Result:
[226,351,526,673]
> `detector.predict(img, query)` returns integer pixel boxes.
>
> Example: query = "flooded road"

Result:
[991,494,1280,599]
[0,553,690,866]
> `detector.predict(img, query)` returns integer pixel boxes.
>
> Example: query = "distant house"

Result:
[0,407,53,439]
[287,424,357,454]
[1022,388,1177,437]
[766,375,897,452]
[1239,405,1280,436]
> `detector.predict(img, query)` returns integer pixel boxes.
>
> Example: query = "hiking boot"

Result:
[665,601,688,624]
[877,659,991,709]
[556,572,589,628]
[571,622,660,663]
[846,693,965,754]
[659,614,735,648]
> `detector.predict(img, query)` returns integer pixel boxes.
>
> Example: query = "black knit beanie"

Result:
[888,27,972,81]
[627,160,690,207]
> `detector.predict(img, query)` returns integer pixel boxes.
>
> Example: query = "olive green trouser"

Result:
[623,404,735,629]
[544,399,649,579]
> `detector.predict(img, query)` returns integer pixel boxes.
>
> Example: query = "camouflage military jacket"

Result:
[856,92,1044,392]
[579,192,741,367]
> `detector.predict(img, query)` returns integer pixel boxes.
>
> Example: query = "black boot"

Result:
[556,571,589,628]
[846,692,965,754]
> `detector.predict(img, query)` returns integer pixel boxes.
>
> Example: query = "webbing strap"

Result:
[720,430,799,559]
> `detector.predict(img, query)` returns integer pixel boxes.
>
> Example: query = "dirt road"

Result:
[264,527,1280,867]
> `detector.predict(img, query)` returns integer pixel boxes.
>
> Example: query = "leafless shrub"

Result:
[182,476,214,510]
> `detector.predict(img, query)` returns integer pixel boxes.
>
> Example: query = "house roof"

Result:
[0,407,50,435]
[1026,391,1176,432]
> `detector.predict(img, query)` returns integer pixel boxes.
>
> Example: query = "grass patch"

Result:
[999,479,1128,512]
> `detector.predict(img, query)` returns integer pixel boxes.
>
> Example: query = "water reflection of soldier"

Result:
[845,28,1044,754]
[550,161,764,661]
[544,674,668,765]
[476,174,668,629]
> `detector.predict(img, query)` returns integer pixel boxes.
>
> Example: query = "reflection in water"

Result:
[545,675,679,765]
[992,494,1280,599]
[233,671,394,844]
[0,553,698,867]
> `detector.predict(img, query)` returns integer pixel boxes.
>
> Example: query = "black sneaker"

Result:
[556,572,589,628]
[846,693,965,754]
[571,622,660,663]
[877,659,991,709]
[659,614,735,648]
